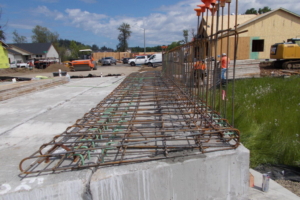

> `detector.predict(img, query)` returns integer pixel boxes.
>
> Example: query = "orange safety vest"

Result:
[221,56,230,69]
[194,61,206,70]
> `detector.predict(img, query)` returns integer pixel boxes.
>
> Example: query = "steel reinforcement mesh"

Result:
[19,71,239,175]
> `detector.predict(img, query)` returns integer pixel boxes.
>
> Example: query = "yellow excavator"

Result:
[270,38,300,69]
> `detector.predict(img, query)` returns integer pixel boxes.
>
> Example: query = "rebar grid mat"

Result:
[19,71,239,175]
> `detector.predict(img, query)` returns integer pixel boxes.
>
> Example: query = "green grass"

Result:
[217,76,300,167]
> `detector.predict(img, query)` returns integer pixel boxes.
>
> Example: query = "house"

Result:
[198,8,300,60]
[7,43,59,64]
[0,41,9,69]
[7,46,32,65]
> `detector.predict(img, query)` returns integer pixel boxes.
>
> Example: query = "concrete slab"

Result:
[0,76,125,199]
[249,169,300,200]
[0,77,69,101]
[90,145,250,200]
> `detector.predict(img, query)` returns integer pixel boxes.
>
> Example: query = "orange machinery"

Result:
[71,49,97,71]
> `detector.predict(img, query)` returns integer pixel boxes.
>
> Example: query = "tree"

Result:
[183,30,189,44]
[91,44,100,52]
[190,28,195,40]
[70,40,80,59]
[258,6,271,14]
[0,8,6,41]
[100,46,114,52]
[245,7,271,15]
[56,45,68,62]
[245,8,257,14]
[12,30,27,43]
[31,25,59,43]
[0,26,4,41]
[116,23,131,52]
[167,41,182,50]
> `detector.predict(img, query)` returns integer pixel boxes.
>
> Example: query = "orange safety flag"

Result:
[222,90,226,100]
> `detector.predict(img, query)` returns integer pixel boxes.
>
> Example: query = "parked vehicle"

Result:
[17,62,29,68]
[128,56,147,66]
[148,53,162,67]
[10,61,30,68]
[122,57,130,64]
[10,61,17,68]
[102,57,117,66]
[144,54,153,65]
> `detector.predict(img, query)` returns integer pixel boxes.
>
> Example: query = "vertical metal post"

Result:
[144,28,146,54]
[231,0,238,127]
[197,15,200,35]
[219,5,224,115]
[224,1,231,119]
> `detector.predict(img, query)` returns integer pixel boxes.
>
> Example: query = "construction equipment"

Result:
[270,38,300,69]
[71,49,97,71]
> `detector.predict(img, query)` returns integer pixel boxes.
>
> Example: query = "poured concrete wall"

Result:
[90,145,250,200]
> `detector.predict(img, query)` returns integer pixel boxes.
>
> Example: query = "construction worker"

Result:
[194,59,206,86]
[220,53,230,80]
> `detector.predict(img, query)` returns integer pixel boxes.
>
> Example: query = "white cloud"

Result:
[35,6,64,20]
[9,24,33,30]
[30,0,300,47]
[29,1,199,46]
[237,0,300,15]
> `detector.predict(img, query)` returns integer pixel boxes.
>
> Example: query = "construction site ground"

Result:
[1,60,298,79]
[0,60,299,199]
[0,63,145,78]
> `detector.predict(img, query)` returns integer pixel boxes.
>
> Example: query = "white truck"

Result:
[17,62,30,68]
[128,55,147,66]
[148,53,162,67]
[10,61,30,68]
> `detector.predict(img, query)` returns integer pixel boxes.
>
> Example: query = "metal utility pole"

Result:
[144,28,146,54]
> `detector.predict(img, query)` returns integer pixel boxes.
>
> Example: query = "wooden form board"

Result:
[211,36,250,60]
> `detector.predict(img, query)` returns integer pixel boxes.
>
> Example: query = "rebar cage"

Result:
[19,0,241,175]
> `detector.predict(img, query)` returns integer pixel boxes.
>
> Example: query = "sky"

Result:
[1,0,300,50]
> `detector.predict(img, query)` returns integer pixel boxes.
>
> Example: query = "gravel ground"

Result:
[0,63,153,78]
[275,180,300,197]
[260,62,300,77]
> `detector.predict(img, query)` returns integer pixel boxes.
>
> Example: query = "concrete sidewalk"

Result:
[0,76,125,199]
[249,169,300,200]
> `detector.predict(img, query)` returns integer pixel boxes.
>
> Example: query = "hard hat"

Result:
[222,53,226,56]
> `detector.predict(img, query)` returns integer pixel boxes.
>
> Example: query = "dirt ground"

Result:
[0,63,156,78]
[0,63,70,75]
[1,61,299,78]
[274,180,300,197]
[260,62,300,77]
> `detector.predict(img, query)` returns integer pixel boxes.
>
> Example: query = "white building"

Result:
[7,43,59,64]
